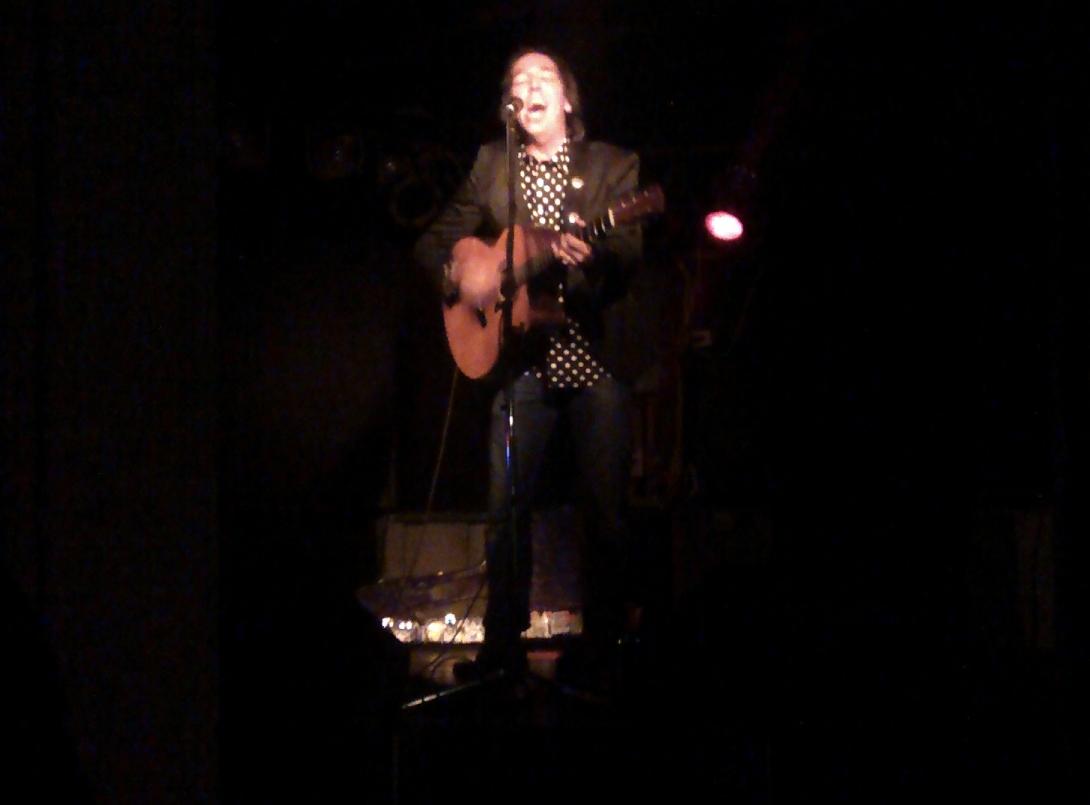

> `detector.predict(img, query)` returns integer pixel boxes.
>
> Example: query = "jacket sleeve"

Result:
[567,150,642,308]
[412,146,492,294]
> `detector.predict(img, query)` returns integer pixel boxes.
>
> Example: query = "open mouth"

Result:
[526,102,547,116]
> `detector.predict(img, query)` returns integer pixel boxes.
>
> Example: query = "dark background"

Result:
[2,1,1085,801]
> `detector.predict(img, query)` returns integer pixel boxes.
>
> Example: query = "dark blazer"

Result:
[414,139,647,384]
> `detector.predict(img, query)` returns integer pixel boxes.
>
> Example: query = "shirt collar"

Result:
[520,137,570,167]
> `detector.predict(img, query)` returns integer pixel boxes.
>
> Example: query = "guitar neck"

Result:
[517,209,620,285]
[518,184,662,284]
[570,209,618,245]
[523,209,619,281]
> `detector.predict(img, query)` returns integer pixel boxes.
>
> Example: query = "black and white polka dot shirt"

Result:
[519,139,608,390]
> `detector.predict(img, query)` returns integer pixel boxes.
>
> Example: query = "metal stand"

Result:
[498,108,523,652]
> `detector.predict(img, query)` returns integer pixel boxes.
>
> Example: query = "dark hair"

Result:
[498,46,586,142]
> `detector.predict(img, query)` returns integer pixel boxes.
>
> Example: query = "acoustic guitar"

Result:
[442,184,664,378]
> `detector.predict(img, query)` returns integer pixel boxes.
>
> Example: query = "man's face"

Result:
[508,52,571,145]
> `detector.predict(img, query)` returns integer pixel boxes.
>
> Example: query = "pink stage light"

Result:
[705,211,744,241]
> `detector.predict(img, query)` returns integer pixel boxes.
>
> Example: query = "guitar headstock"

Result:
[610,184,665,227]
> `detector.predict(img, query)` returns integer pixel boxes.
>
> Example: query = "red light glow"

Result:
[705,211,744,241]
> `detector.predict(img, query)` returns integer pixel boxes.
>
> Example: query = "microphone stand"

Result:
[496,105,523,676]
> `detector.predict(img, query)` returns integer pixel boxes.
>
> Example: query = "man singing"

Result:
[414,47,644,683]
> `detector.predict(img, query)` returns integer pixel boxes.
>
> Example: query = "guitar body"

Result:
[442,226,556,379]
[441,185,664,379]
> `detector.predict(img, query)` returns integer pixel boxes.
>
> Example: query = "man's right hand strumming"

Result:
[448,257,501,310]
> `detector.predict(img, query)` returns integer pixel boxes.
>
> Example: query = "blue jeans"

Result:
[484,372,632,654]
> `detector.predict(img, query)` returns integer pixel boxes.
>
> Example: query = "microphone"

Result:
[502,96,523,119]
